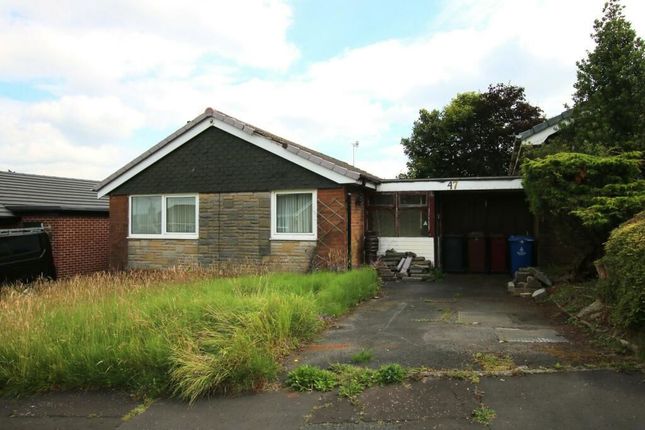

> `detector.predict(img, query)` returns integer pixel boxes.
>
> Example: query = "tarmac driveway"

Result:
[291,274,592,370]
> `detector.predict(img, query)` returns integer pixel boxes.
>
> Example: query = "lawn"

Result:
[0,268,379,401]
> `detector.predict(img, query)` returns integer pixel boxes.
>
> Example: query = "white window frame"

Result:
[270,190,317,241]
[128,194,199,239]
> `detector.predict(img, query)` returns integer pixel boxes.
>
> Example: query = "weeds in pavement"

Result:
[472,405,496,425]
[0,268,379,401]
[286,365,337,392]
[473,353,515,372]
[445,369,481,384]
[376,364,407,384]
[286,363,408,399]
[351,349,374,364]
[122,398,155,422]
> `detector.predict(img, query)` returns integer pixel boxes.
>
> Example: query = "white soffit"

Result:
[97,117,368,198]
[377,178,523,192]
[521,125,560,146]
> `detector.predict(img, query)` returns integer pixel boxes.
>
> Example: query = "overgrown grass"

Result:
[0,268,379,401]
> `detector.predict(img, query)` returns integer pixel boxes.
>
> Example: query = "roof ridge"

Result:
[0,170,100,183]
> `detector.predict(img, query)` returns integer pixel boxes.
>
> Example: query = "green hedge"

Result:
[601,211,645,329]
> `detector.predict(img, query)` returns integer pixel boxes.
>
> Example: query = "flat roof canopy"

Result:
[376,177,523,192]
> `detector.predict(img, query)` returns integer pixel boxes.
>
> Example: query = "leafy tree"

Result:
[557,0,645,153]
[402,84,543,178]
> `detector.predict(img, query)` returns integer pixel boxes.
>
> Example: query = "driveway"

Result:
[2,275,644,430]
[290,274,602,370]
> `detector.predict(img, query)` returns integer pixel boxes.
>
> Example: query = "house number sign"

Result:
[447,181,459,190]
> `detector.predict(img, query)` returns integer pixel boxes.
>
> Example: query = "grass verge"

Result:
[0,268,379,401]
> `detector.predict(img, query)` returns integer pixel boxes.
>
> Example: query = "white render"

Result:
[377,178,523,192]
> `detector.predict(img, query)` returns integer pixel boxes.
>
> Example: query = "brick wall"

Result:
[21,214,109,278]
[109,195,128,270]
[349,190,365,267]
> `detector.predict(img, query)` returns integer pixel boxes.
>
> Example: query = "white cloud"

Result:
[1,0,644,180]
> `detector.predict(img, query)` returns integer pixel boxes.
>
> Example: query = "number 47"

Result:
[447,181,459,190]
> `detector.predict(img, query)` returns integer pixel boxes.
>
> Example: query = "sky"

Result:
[1,0,644,181]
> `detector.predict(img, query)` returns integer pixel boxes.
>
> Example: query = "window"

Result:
[129,195,198,239]
[367,192,430,237]
[271,190,317,240]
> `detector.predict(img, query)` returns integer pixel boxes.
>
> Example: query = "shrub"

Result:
[601,211,645,329]
[522,151,644,231]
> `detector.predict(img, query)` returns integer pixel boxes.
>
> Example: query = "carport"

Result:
[370,177,534,273]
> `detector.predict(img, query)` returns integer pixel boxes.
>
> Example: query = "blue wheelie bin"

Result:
[508,235,534,275]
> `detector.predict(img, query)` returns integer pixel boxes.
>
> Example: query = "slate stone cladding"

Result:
[197,192,273,266]
[112,127,337,195]
[128,239,199,269]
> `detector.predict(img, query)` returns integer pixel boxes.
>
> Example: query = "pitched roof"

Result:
[517,108,573,142]
[97,108,380,195]
[0,171,108,218]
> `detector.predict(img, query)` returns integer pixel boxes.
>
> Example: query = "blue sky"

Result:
[0,0,643,180]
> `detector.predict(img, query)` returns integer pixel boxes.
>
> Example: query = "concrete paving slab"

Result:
[457,311,513,326]
[495,327,568,343]
[359,379,478,422]
[307,393,360,424]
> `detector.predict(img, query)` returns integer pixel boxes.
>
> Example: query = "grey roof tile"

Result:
[0,171,108,215]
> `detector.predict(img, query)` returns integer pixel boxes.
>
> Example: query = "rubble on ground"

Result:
[375,249,434,282]
[507,267,552,300]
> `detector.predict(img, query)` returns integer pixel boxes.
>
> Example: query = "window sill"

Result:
[128,234,199,240]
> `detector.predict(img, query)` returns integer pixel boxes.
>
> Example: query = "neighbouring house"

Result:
[0,171,109,278]
[97,108,534,274]
[509,109,573,175]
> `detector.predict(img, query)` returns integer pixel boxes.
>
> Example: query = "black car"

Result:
[0,228,56,284]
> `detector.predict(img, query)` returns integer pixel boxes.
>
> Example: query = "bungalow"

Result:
[97,108,533,273]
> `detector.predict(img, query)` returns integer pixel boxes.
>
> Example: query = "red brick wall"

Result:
[21,214,109,278]
[108,195,128,270]
[349,191,365,267]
